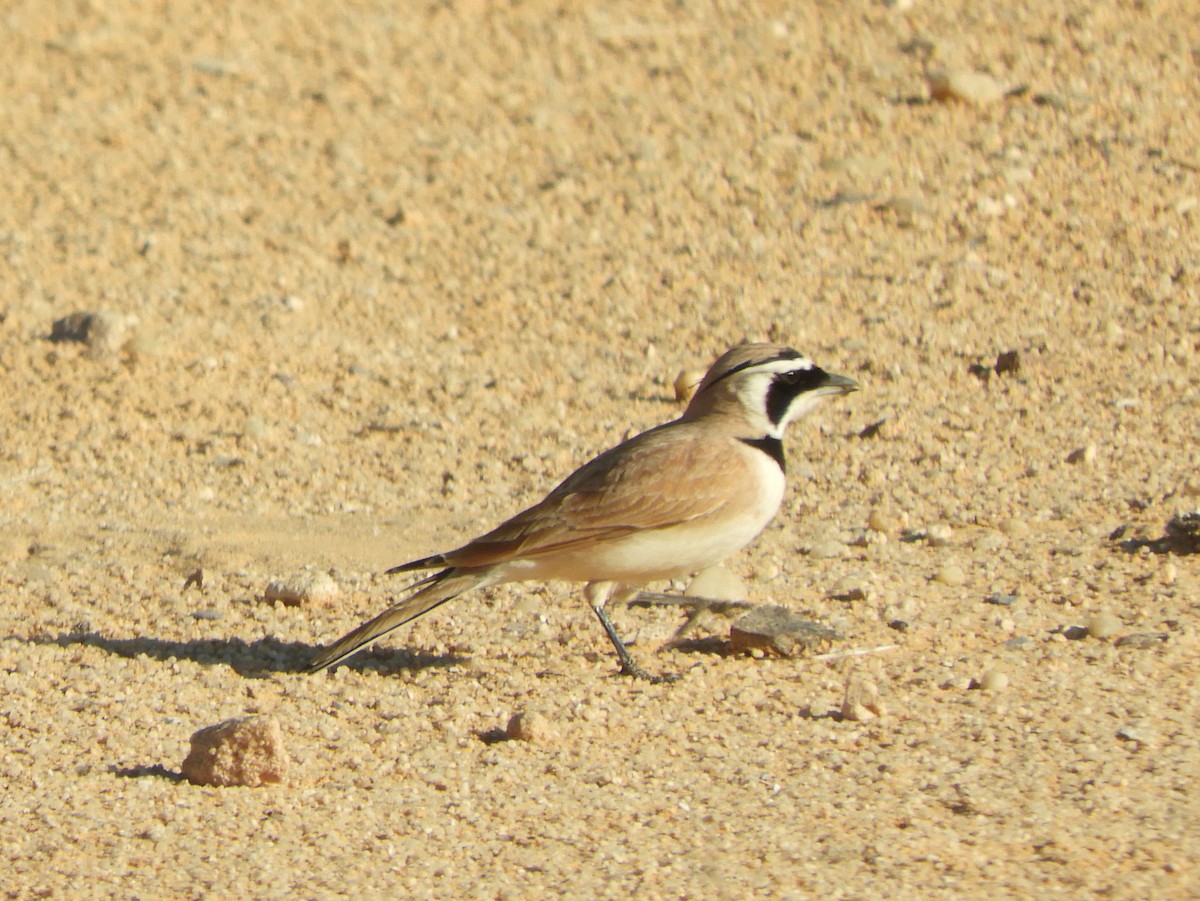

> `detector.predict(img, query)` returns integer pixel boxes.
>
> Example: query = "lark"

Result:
[309,343,857,681]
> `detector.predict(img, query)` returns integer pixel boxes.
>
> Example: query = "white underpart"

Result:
[501,442,787,596]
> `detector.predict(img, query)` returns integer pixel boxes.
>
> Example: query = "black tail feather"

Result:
[385,554,445,575]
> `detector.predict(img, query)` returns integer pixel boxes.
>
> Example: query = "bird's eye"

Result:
[779,370,802,385]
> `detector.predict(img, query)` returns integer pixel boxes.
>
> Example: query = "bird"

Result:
[307,343,858,682]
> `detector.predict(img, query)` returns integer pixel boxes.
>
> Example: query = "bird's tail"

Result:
[306,568,491,672]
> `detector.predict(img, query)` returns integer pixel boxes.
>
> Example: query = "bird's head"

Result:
[682,343,858,438]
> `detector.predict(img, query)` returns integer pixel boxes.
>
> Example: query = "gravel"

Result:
[1,1,1196,897]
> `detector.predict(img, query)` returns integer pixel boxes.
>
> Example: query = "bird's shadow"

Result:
[24,630,467,678]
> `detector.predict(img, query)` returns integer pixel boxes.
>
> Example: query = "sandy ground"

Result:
[2,0,1198,897]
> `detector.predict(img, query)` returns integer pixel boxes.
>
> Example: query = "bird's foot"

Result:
[593,604,679,684]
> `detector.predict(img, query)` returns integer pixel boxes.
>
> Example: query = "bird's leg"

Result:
[586,582,678,684]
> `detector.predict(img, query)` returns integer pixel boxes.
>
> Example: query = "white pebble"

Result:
[934,564,966,587]
[808,539,847,559]
[686,566,748,602]
[927,70,1007,106]
[264,571,340,606]
[1087,611,1121,640]
[977,670,1009,692]
[926,522,954,546]
[868,508,898,534]
[1066,444,1098,466]
[673,369,704,403]
[974,530,1007,551]
[505,710,559,744]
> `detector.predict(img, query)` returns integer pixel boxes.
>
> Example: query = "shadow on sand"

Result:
[25,630,467,678]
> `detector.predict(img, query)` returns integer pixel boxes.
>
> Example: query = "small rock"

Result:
[974,531,1007,552]
[927,70,1008,106]
[999,518,1030,538]
[985,593,1018,607]
[243,417,268,442]
[1116,723,1156,748]
[1114,632,1168,649]
[994,350,1021,375]
[181,716,290,787]
[673,369,704,403]
[729,606,841,657]
[1033,91,1068,110]
[1086,611,1121,640]
[877,194,926,224]
[867,508,898,534]
[505,710,559,744]
[975,196,1007,218]
[975,669,1009,692]
[841,675,885,722]
[686,565,748,602]
[926,522,954,547]
[50,310,132,358]
[263,571,340,606]
[808,539,847,559]
[1066,444,1097,466]
[1166,510,1200,548]
[934,564,966,587]
[828,576,868,601]
[858,418,889,439]
[0,534,30,561]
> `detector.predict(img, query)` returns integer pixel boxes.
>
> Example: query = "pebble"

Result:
[1113,632,1167,649]
[505,710,559,744]
[828,576,868,601]
[927,70,1008,106]
[263,571,340,606]
[0,534,30,561]
[1066,444,1098,466]
[49,310,133,359]
[1166,510,1200,548]
[994,350,1021,375]
[808,539,847,559]
[841,675,885,722]
[934,564,966,587]
[673,369,704,403]
[975,531,1007,552]
[999,518,1030,538]
[181,716,290,787]
[975,196,1007,218]
[926,522,954,547]
[986,593,1018,607]
[877,194,927,225]
[1116,723,1156,748]
[728,606,841,657]
[1086,611,1121,640]
[243,417,268,442]
[867,508,898,534]
[975,669,1009,692]
[686,565,748,602]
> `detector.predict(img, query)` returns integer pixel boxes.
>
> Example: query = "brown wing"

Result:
[439,422,736,568]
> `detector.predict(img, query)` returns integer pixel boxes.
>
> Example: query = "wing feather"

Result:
[439,422,739,568]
